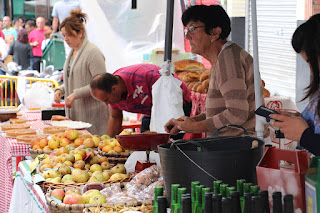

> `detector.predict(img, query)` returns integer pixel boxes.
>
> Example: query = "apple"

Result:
[111,164,126,174]
[101,161,110,170]
[31,137,41,148]
[74,138,84,146]
[82,189,101,203]
[100,134,111,140]
[90,164,103,173]
[65,129,79,141]
[43,146,52,151]
[99,157,108,164]
[48,138,60,150]
[51,189,65,201]
[102,145,113,153]
[89,194,106,204]
[56,147,69,156]
[63,193,85,204]
[76,150,87,159]
[92,136,100,147]
[74,153,82,161]
[79,133,92,140]
[60,138,71,147]
[83,138,94,148]
[73,160,85,169]
[32,144,42,150]
[65,188,81,195]
[98,140,108,150]
[113,146,123,153]
[65,154,75,163]
[39,138,49,148]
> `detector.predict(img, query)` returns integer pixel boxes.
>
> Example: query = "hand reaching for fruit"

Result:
[66,93,77,108]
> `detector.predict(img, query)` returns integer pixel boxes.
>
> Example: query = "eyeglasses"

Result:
[184,25,205,35]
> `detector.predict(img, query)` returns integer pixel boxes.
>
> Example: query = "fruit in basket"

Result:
[109,173,128,182]
[61,174,73,183]
[74,160,85,169]
[60,138,71,147]
[92,135,100,147]
[47,176,62,183]
[48,138,60,150]
[111,164,126,174]
[88,171,104,183]
[63,193,85,204]
[31,137,41,148]
[33,144,41,150]
[90,164,103,173]
[66,143,76,150]
[74,153,82,161]
[89,194,106,204]
[108,138,119,147]
[101,161,111,170]
[39,138,49,148]
[41,157,51,165]
[65,129,80,140]
[65,154,75,163]
[102,144,113,153]
[79,133,92,140]
[72,169,89,183]
[58,165,71,176]
[98,140,108,149]
[101,134,111,140]
[76,149,87,159]
[56,147,69,156]
[82,189,102,203]
[65,188,81,195]
[64,160,73,167]
[74,138,84,146]
[99,157,108,164]
[88,156,99,165]
[83,138,94,148]
[40,164,52,172]
[113,146,123,153]
[53,163,63,170]
[42,170,61,179]
[43,146,52,151]
[102,170,113,181]
[119,130,131,135]
[108,150,117,154]
[51,189,65,201]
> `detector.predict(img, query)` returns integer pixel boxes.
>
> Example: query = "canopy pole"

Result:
[251,0,264,139]
[164,0,175,61]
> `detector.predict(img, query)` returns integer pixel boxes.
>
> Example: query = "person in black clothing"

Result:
[8,29,33,70]
[271,14,320,156]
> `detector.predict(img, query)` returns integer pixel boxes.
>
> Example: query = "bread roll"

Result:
[202,79,209,90]
[174,59,204,71]
[263,88,270,97]
[177,71,188,79]
[182,72,201,83]
[6,129,36,137]
[10,118,27,124]
[51,115,66,121]
[188,82,197,91]
[197,85,207,93]
[200,69,210,82]
[192,82,202,92]
[1,123,31,131]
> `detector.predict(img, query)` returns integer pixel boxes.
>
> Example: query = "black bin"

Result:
[158,125,264,200]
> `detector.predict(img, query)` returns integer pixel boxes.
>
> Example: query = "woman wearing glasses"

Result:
[165,5,268,137]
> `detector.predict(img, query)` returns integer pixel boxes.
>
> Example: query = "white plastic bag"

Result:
[23,82,54,108]
[124,151,161,173]
[150,61,184,133]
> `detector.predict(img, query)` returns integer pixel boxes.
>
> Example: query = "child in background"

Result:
[41,29,52,51]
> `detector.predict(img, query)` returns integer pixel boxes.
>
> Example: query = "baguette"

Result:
[6,129,36,137]
[43,126,70,134]
[1,123,31,131]
[16,134,47,143]
[10,118,27,124]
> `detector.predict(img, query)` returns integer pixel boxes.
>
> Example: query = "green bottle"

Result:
[226,186,235,198]
[191,181,200,213]
[171,184,180,210]
[213,180,222,195]
[153,186,164,213]
[177,187,187,213]
[237,179,245,196]
[220,184,228,197]
[250,185,260,196]
[196,185,204,213]
[201,187,211,212]
[243,183,252,194]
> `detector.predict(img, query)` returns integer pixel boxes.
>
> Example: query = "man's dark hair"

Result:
[13,17,20,25]
[90,73,119,93]
[26,20,36,27]
[182,5,231,40]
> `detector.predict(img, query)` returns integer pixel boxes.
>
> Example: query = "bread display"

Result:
[200,69,210,82]
[174,59,205,71]
[1,123,31,131]
[192,82,202,92]
[51,115,67,121]
[16,134,47,143]
[182,72,201,83]
[43,126,70,134]
[6,129,36,137]
[202,79,209,90]
[10,118,27,124]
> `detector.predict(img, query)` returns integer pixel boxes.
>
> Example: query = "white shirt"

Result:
[52,0,80,24]
[0,37,8,61]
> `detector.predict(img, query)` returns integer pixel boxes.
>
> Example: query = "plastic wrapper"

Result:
[129,165,161,185]
[106,192,137,206]
[100,183,122,198]
[23,82,54,108]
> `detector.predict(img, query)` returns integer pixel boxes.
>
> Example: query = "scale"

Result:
[116,133,170,173]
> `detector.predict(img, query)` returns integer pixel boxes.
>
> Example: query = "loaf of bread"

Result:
[188,82,197,91]
[177,71,188,80]
[174,59,204,71]
[16,134,47,143]
[43,126,70,134]
[202,79,210,90]
[6,129,36,137]
[1,123,31,131]
[200,69,210,82]
[51,115,67,121]
[182,72,201,83]
[10,118,27,124]
[192,82,202,92]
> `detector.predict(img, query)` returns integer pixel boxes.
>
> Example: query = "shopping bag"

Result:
[23,81,54,108]
[150,61,184,133]
[256,147,309,213]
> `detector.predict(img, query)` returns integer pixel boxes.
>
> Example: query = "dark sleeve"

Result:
[300,127,320,156]
[28,45,33,58]
[8,42,14,55]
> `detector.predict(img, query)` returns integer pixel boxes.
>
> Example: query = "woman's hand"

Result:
[54,90,62,103]
[270,113,309,141]
[66,93,77,108]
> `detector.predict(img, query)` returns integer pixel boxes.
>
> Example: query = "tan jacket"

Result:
[58,38,110,135]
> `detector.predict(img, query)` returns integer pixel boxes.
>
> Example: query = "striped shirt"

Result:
[205,42,266,136]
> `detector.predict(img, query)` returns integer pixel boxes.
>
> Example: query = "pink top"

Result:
[110,64,191,116]
[28,29,46,57]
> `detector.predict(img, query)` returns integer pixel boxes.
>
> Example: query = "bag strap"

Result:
[170,139,206,151]
[211,125,249,137]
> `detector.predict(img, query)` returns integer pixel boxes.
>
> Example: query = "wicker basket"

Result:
[29,147,53,159]
[38,173,134,193]
[97,148,132,164]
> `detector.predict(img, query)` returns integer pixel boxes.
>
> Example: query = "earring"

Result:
[211,38,214,43]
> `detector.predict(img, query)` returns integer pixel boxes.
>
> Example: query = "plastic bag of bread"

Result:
[100,183,122,197]
[129,165,161,186]
[174,59,204,71]
[106,192,137,205]
[143,178,164,197]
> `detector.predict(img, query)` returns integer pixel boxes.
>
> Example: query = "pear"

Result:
[72,169,89,183]
[61,174,73,183]
[109,173,128,182]
[58,165,71,176]
[102,170,113,181]
[91,171,104,182]
[48,177,61,183]
[111,164,126,174]
[42,170,61,179]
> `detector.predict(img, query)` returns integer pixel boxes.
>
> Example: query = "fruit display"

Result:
[38,147,129,185]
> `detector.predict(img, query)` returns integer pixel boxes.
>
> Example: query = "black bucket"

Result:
[158,125,264,200]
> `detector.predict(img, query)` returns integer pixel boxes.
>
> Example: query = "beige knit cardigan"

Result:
[57,38,110,135]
